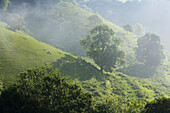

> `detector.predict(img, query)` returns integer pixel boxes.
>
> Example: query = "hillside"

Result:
[0,0,169,102]
[24,1,137,63]
[0,27,169,102]
[0,27,67,83]
[0,1,137,63]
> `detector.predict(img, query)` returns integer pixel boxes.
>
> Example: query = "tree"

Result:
[0,66,93,113]
[88,14,103,26]
[92,97,144,113]
[144,97,170,113]
[0,0,10,11]
[80,24,125,73]
[135,23,145,36]
[135,33,165,66]
[123,24,133,32]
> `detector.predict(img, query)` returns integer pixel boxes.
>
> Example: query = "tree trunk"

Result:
[100,65,103,74]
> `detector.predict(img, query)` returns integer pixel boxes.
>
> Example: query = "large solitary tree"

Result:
[135,33,165,67]
[80,24,125,73]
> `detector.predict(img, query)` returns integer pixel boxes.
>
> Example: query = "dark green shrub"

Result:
[144,97,170,113]
[0,66,93,113]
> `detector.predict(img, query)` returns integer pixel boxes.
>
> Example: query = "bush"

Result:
[0,66,93,113]
[92,97,144,113]
[144,97,170,113]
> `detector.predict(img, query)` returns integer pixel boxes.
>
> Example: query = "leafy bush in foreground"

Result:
[0,66,93,113]
[144,97,170,113]
[0,66,169,113]
[92,97,145,113]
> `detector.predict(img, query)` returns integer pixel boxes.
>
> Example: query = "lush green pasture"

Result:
[0,27,67,83]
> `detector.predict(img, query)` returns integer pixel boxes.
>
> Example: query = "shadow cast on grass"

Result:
[51,54,105,81]
[116,63,157,78]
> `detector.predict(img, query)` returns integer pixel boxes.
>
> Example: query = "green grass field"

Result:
[0,27,67,83]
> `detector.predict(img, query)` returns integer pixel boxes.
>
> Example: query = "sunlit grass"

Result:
[0,27,66,83]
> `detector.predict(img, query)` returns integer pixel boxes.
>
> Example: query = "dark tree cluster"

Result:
[123,24,133,32]
[0,66,93,113]
[0,66,169,113]
[144,97,170,113]
[135,33,165,67]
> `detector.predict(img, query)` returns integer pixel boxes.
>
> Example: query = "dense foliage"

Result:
[134,23,145,36]
[123,24,133,32]
[144,97,170,113]
[135,33,165,67]
[0,0,10,11]
[80,24,125,73]
[0,66,93,113]
[88,14,103,26]
[92,97,145,113]
[0,66,169,113]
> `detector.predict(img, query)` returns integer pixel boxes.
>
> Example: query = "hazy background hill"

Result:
[77,0,170,51]
[1,1,138,63]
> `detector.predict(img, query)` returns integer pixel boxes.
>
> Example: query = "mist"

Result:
[79,0,170,50]
[0,0,88,55]
[0,1,170,111]
[0,0,170,53]
[1,0,170,50]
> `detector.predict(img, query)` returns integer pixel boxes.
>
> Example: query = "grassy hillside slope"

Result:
[0,27,169,101]
[0,27,67,83]
[51,54,170,101]
[25,2,137,62]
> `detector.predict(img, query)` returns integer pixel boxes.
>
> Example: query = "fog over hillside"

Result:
[78,0,170,50]
[0,0,170,112]
[1,0,169,51]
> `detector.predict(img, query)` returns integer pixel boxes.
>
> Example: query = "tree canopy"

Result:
[88,14,103,26]
[0,0,10,11]
[80,24,125,73]
[92,97,144,113]
[144,97,170,113]
[123,24,133,32]
[135,33,165,66]
[0,66,93,113]
[135,23,145,36]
